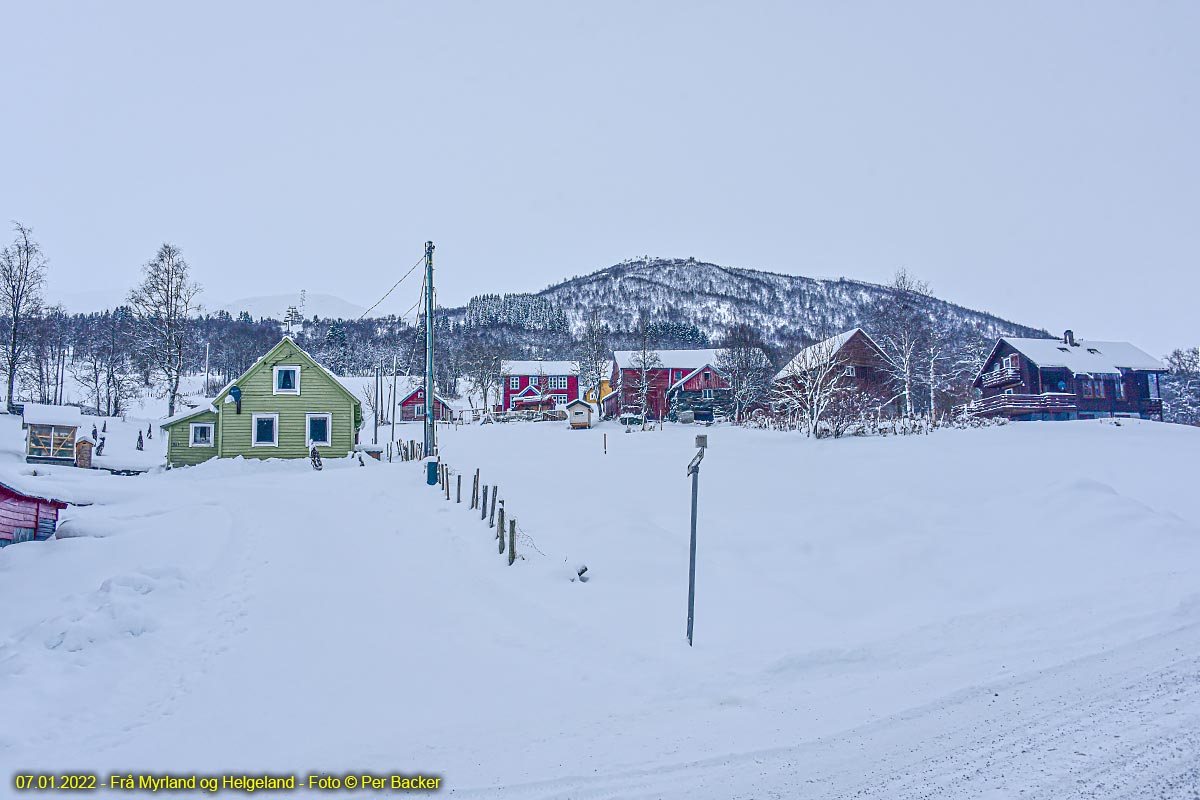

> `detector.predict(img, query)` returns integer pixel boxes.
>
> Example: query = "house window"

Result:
[702,388,714,400]
[1094,380,1106,398]
[1080,379,1093,398]
[306,413,332,447]
[1148,373,1160,399]
[252,413,278,446]
[703,371,711,382]
[549,376,568,390]
[1115,380,1126,400]
[1002,355,1019,370]
[273,366,300,395]
[552,393,568,405]
[415,405,425,418]
[675,371,683,381]
[509,376,519,390]
[189,422,214,447]
[844,365,857,377]
[530,375,541,389]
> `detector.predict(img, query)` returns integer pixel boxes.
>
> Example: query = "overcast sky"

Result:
[2,2,1196,353]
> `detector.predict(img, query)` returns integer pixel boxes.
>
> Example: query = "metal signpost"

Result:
[686,434,707,646]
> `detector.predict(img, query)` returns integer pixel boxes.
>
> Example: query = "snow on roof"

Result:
[1000,338,1165,375]
[0,478,71,506]
[501,360,579,375]
[773,329,870,382]
[335,375,456,409]
[161,403,217,426]
[612,349,724,371]
[21,403,84,427]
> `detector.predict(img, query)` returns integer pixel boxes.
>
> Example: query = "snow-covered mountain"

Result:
[212,292,366,321]
[443,256,1046,344]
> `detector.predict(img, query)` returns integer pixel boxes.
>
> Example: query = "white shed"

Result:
[566,399,593,429]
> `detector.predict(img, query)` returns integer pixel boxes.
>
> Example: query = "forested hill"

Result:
[441,256,1047,346]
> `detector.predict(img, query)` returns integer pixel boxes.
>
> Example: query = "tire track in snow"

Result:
[455,622,1200,800]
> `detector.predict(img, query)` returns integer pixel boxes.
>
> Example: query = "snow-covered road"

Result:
[462,620,1200,799]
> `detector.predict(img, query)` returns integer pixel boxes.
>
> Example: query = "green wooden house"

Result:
[161,337,363,468]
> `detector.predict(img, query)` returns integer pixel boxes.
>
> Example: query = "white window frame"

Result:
[702,388,714,400]
[844,365,857,377]
[252,413,279,447]
[552,393,568,406]
[306,413,332,447]
[415,405,425,418]
[189,422,214,447]
[273,365,301,395]
[509,376,520,390]
[549,375,568,391]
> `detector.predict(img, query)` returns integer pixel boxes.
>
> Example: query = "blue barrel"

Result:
[426,459,438,485]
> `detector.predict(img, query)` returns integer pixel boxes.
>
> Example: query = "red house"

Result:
[501,360,580,411]
[0,480,68,547]
[605,349,728,421]
[395,378,455,422]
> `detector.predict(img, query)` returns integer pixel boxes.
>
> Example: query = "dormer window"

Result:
[273,365,300,395]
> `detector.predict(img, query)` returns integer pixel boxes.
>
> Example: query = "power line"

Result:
[357,255,425,321]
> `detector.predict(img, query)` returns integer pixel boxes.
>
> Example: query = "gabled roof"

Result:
[0,479,70,507]
[668,363,728,393]
[501,359,579,376]
[214,336,362,410]
[613,348,725,371]
[978,337,1165,383]
[21,403,83,427]
[773,329,886,382]
[511,384,542,398]
[565,398,592,408]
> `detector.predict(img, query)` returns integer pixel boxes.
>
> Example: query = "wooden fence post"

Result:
[456,474,462,503]
[445,468,451,501]
[497,501,505,552]
[508,519,516,565]
[481,485,488,520]
[489,487,498,528]
[473,469,480,508]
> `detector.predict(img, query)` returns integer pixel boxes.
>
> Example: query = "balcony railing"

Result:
[980,367,1021,389]
[956,392,1078,417]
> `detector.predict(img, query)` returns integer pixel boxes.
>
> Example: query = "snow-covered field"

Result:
[1,415,1198,798]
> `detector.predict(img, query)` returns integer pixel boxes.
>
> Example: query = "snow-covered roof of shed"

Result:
[613,349,725,370]
[773,329,877,382]
[160,403,218,427]
[1000,338,1165,375]
[21,403,83,427]
[501,360,579,375]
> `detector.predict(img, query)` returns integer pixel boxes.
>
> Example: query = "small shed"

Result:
[566,399,593,429]
[0,480,68,547]
[22,403,83,465]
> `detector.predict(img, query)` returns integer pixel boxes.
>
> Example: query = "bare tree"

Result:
[629,312,662,429]
[0,222,47,408]
[717,323,773,424]
[128,243,202,417]
[462,337,504,414]
[771,336,853,437]
[577,313,610,420]
[871,269,931,418]
[1163,346,1200,425]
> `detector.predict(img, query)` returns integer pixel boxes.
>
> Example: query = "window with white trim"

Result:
[844,365,857,377]
[552,393,568,406]
[190,422,214,447]
[306,413,332,447]
[509,376,519,390]
[252,413,279,446]
[273,366,300,395]
[702,388,714,400]
[549,375,568,390]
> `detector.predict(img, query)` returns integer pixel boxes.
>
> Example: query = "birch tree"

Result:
[872,269,931,418]
[770,336,851,437]
[630,312,662,429]
[577,313,610,420]
[128,243,202,417]
[0,222,47,408]
[717,324,773,424]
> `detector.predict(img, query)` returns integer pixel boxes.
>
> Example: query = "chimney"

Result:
[1064,329,1077,347]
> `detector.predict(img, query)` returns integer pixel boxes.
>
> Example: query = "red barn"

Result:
[605,349,728,421]
[501,360,580,411]
[0,480,68,547]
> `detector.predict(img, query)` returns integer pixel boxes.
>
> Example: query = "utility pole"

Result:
[204,343,210,397]
[686,434,708,646]
[390,354,397,454]
[424,241,437,485]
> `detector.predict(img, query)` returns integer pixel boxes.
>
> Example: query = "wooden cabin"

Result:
[773,329,897,409]
[566,399,593,429]
[605,349,730,421]
[501,360,580,411]
[962,331,1166,421]
[0,480,68,547]
[22,403,84,465]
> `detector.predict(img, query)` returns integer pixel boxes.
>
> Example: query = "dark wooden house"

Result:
[773,328,896,405]
[0,480,68,547]
[605,349,729,421]
[665,362,733,421]
[963,331,1166,421]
